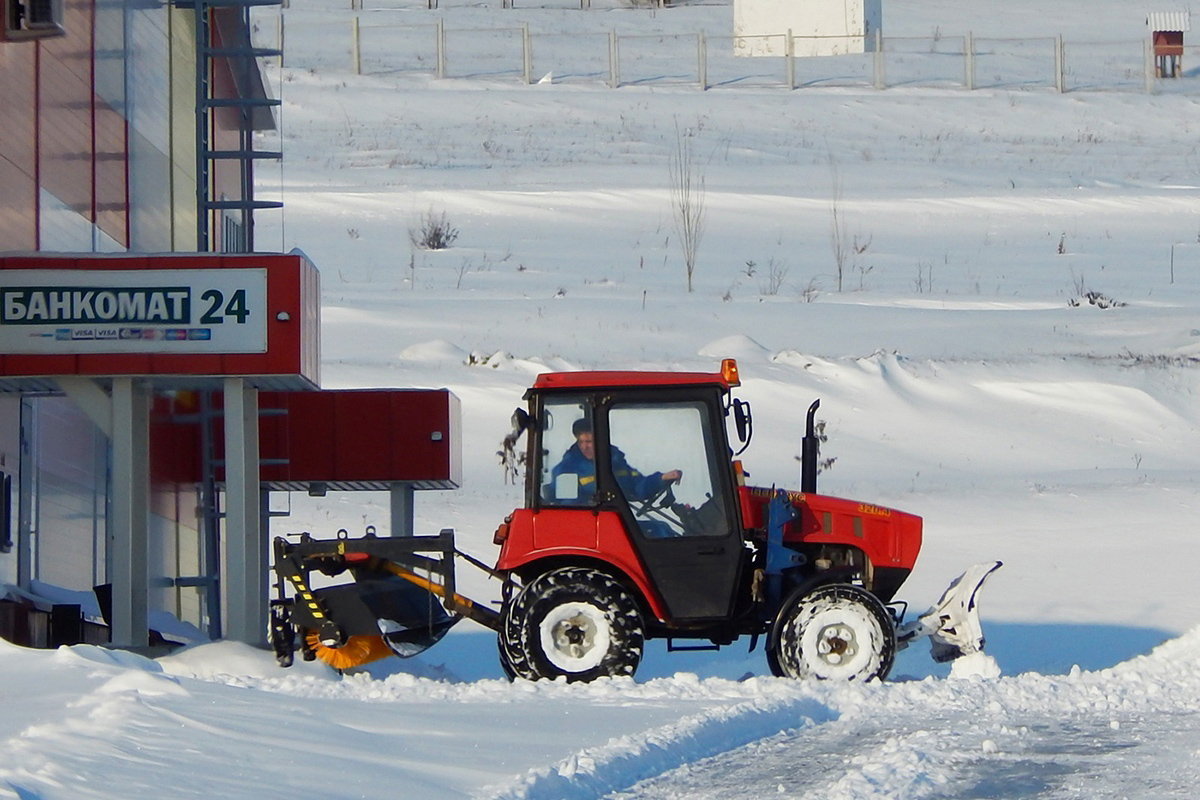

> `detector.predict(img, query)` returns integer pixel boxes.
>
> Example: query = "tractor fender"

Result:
[495,508,673,622]
[765,568,864,655]
[505,551,672,623]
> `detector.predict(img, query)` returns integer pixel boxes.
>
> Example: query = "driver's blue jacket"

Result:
[550,443,666,502]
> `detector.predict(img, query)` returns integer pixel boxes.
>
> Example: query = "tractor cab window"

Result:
[608,402,728,538]
[538,396,595,505]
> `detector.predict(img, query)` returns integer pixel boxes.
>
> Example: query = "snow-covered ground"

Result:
[4,0,1200,797]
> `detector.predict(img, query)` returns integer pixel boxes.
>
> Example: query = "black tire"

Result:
[764,635,782,677]
[269,601,296,668]
[497,581,536,681]
[769,584,895,682]
[497,636,517,681]
[508,567,644,683]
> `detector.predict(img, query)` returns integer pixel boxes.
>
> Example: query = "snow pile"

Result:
[5,628,1198,798]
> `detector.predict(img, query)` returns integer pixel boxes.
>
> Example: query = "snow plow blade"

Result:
[270,530,500,670]
[297,578,460,668]
[896,561,1003,663]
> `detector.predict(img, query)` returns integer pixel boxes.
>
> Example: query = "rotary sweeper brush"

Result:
[270,359,1001,681]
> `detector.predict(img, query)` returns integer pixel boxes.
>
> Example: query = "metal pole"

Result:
[1055,34,1064,93]
[223,378,264,646]
[390,484,415,537]
[16,399,34,590]
[1144,38,1155,93]
[277,13,284,67]
[786,28,794,90]
[609,30,619,88]
[198,391,222,639]
[873,28,884,89]
[965,31,974,90]
[522,22,531,84]
[109,378,150,649]
[194,0,210,251]
[697,31,706,90]
[351,16,360,75]
[436,18,445,79]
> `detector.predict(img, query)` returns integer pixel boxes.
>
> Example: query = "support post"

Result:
[16,399,34,590]
[223,378,264,646]
[390,483,415,537]
[873,28,884,89]
[609,30,619,88]
[785,28,794,90]
[522,22,531,84]
[697,31,706,90]
[436,18,445,78]
[109,379,150,649]
[1144,39,1155,93]
[1054,34,1064,93]
[964,31,974,90]
[351,16,361,75]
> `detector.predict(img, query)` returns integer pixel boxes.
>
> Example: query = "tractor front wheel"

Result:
[503,567,644,683]
[769,584,895,682]
[497,582,536,681]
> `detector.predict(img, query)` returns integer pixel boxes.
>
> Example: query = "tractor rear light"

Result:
[493,516,511,545]
[721,358,740,386]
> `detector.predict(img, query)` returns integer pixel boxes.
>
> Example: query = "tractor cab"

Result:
[496,360,751,625]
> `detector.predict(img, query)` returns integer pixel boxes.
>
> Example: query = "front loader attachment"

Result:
[271,528,500,670]
[896,561,1003,663]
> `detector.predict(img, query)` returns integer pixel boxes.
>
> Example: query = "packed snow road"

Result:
[462,632,1200,800]
[610,705,1200,800]
[599,642,1200,800]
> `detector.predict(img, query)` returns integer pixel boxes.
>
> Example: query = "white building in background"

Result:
[734,0,882,58]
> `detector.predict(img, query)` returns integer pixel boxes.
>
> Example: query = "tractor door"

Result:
[602,395,744,621]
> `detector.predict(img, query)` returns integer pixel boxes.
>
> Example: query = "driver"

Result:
[551,418,681,503]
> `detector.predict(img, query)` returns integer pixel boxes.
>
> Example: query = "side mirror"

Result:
[510,408,530,436]
[732,399,752,456]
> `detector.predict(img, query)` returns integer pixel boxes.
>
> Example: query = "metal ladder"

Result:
[193,0,284,253]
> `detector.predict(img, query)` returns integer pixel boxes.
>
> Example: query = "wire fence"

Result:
[266,11,1200,94]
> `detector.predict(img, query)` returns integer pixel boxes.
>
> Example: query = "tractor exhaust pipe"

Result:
[801,399,820,493]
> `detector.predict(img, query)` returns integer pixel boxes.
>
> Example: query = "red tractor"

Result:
[270,359,999,682]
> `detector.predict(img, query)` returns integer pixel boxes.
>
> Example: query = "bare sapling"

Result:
[669,123,707,293]
[829,161,849,292]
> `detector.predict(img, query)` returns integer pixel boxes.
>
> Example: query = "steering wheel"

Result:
[633,481,676,518]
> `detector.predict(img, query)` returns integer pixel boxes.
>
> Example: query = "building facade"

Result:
[0,0,277,644]
[734,0,882,58]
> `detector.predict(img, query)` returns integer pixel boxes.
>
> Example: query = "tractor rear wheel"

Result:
[770,584,895,682]
[505,567,644,683]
